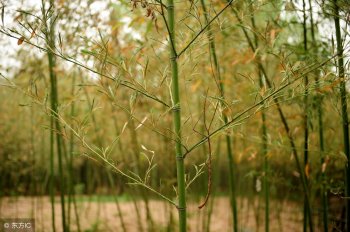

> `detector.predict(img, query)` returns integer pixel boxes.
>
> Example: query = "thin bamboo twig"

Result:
[184,55,334,156]
[54,109,178,206]
[0,30,170,108]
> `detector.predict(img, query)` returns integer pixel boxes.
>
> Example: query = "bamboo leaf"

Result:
[135,116,148,130]
[17,36,25,45]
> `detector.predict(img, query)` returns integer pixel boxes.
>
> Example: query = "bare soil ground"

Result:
[0,196,306,232]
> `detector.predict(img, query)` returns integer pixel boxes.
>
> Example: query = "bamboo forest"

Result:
[0,0,349,231]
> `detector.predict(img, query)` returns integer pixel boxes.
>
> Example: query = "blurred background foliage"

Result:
[0,0,349,231]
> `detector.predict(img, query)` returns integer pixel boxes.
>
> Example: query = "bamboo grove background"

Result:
[0,0,349,231]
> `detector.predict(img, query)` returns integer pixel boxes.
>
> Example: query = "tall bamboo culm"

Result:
[67,73,81,232]
[332,0,350,231]
[302,1,310,231]
[308,0,329,230]
[42,0,67,231]
[43,0,56,230]
[167,1,187,231]
[49,96,56,232]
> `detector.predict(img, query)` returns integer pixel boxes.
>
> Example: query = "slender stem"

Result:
[67,73,74,231]
[302,1,310,231]
[107,171,127,232]
[43,0,67,231]
[199,0,238,230]
[332,1,350,231]
[226,135,238,232]
[308,0,329,230]
[45,0,56,229]
[269,70,314,232]
[49,103,56,232]
[316,74,329,232]
[261,97,269,232]
[167,1,187,231]
[68,73,81,232]
[204,139,222,232]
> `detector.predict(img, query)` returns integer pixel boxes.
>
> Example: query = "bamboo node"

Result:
[172,105,181,112]
[176,155,184,160]
[176,206,186,211]
[170,55,177,61]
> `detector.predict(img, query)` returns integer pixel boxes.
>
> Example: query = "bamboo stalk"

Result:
[302,1,310,231]
[167,0,187,231]
[332,1,350,231]
[258,68,269,232]
[308,1,329,229]
[106,170,127,232]
[48,25,68,232]
[261,96,269,232]
[131,197,145,232]
[316,84,329,232]
[49,98,56,232]
[109,106,128,232]
[67,74,74,230]
[42,0,67,231]
[67,73,81,232]
[199,0,238,230]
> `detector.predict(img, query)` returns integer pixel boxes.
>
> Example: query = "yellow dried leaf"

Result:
[322,156,330,173]
[222,108,231,117]
[260,86,266,96]
[191,80,202,92]
[248,151,257,161]
[305,163,310,178]
[322,162,327,173]
[30,30,36,39]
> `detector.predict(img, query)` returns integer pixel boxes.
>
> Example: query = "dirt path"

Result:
[0,196,304,232]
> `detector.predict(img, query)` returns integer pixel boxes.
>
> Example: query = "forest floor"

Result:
[0,196,311,232]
